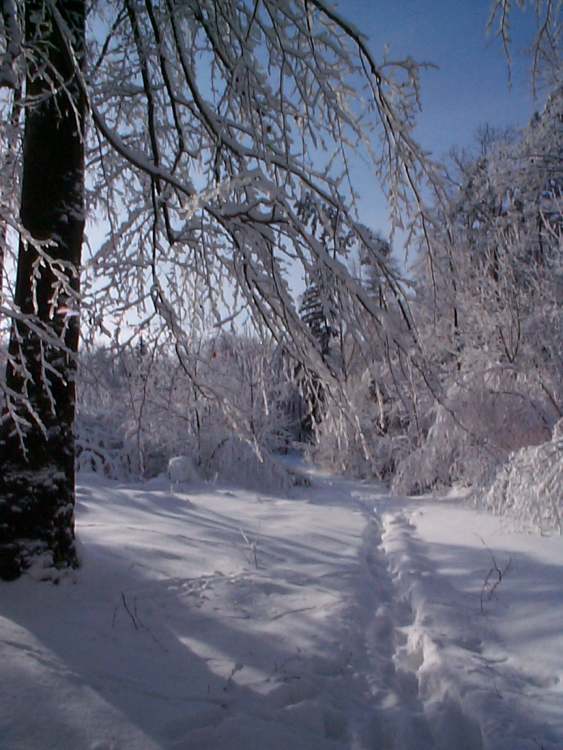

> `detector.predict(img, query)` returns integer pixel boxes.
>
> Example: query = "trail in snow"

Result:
[381,503,563,750]
[0,466,561,749]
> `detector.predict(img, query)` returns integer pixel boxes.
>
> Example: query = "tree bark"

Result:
[0,0,85,580]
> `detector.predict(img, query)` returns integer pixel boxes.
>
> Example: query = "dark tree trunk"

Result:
[0,0,85,581]
[0,0,22,303]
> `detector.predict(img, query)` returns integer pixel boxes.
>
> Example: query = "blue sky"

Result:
[349,0,538,144]
[338,0,543,239]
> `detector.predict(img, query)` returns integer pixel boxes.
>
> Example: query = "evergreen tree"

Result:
[358,227,394,310]
[299,280,338,358]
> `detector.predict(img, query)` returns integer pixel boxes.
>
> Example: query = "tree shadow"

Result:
[0,474,374,750]
[382,510,563,747]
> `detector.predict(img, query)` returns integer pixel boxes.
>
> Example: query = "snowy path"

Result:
[380,504,563,750]
[1,469,562,749]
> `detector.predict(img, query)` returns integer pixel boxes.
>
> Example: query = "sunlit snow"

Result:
[1,464,561,749]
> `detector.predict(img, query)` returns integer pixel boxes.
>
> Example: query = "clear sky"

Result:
[338,0,543,241]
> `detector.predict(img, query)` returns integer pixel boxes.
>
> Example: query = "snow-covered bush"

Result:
[168,455,200,486]
[199,435,292,491]
[475,420,563,532]
[392,364,557,495]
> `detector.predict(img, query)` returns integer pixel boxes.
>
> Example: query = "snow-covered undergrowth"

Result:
[76,336,297,489]
[1,468,561,749]
[196,437,294,492]
[476,421,563,532]
[391,368,559,497]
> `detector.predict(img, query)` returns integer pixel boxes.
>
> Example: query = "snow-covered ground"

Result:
[1,465,562,749]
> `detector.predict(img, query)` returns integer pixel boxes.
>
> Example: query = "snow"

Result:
[380,498,563,749]
[167,455,200,487]
[1,467,562,749]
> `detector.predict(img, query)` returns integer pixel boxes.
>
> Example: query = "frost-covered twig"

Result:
[240,527,259,569]
[478,537,512,614]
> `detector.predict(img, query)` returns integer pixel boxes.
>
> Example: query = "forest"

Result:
[1,0,560,578]
[0,1,562,748]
